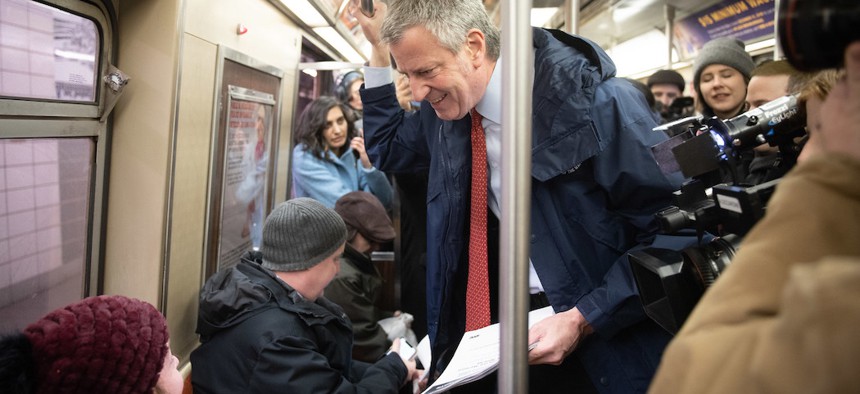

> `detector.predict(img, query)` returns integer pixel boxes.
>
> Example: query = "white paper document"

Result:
[422,306,555,394]
[413,335,433,393]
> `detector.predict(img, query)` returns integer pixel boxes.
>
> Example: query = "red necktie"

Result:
[466,109,490,331]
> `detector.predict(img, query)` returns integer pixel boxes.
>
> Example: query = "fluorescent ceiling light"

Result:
[314,26,365,63]
[608,30,680,77]
[280,0,328,27]
[673,60,691,69]
[746,38,775,52]
[531,8,557,27]
[613,0,658,23]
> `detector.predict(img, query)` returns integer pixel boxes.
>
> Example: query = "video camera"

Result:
[629,0,859,335]
[629,94,805,334]
[654,94,806,178]
[629,0,859,338]
[661,97,695,125]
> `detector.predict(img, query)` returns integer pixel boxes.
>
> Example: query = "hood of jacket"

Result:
[529,28,619,182]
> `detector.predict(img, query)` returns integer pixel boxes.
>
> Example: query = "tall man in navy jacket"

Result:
[352,1,683,392]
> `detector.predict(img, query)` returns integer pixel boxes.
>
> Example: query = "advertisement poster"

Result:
[338,0,368,50]
[218,86,274,271]
[674,0,775,60]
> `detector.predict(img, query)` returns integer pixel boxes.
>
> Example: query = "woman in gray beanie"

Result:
[693,37,756,119]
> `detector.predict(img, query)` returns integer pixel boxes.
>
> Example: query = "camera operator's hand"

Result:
[812,41,860,161]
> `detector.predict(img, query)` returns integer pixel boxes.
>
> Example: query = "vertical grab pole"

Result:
[564,0,580,35]
[498,0,533,392]
[665,4,676,69]
[773,0,783,60]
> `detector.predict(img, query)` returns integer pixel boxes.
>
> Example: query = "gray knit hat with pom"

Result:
[261,198,347,272]
[693,37,755,92]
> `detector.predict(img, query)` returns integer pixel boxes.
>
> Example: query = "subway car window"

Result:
[0,138,94,331]
[0,0,111,332]
[0,0,98,102]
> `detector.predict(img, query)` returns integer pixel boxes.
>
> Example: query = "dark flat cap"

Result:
[335,191,395,243]
[648,69,686,92]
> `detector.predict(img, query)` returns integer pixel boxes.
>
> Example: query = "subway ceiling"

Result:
[483,0,727,49]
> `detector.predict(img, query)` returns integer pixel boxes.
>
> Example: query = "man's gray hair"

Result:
[381,0,501,61]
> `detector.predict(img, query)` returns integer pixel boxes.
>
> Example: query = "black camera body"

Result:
[654,95,806,180]
[631,96,804,335]
[779,0,860,71]
[629,179,776,334]
[660,97,695,124]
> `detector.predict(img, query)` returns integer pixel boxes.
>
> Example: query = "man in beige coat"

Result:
[649,42,860,393]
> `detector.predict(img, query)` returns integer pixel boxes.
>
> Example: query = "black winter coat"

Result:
[190,254,407,393]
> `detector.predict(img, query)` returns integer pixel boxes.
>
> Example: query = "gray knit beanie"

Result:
[260,198,347,272]
[693,37,755,94]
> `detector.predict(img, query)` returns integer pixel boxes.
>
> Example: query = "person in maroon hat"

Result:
[0,295,183,394]
[326,191,416,362]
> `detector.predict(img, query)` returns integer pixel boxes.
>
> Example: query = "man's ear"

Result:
[465,29,486,66]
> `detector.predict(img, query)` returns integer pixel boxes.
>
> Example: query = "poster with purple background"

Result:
[674,0,775,60]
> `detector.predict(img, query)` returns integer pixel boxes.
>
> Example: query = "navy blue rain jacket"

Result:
[360,28,688,393]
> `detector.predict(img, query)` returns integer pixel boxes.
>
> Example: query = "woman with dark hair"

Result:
[291,96,392,208]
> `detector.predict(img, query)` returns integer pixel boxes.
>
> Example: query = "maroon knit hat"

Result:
[23,295,169,394]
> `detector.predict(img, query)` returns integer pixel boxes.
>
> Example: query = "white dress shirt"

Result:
[473,59,545,294]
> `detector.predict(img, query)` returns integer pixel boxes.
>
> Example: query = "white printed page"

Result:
[422,306,554,394]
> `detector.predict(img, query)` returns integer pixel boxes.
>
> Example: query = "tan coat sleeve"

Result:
[649,155,860,394]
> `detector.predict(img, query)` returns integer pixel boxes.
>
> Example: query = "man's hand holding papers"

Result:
[526,306,593,365]
[422,306,555,394]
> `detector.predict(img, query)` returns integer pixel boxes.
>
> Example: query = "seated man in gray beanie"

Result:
[191,197,418,393]
[326,191,417,363]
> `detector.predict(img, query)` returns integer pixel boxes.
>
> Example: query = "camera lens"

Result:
[779,0,860,71]
[682,234,740,290]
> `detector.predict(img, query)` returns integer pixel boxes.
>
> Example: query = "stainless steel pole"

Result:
[564,0,581,35]
[665,4,675,69]
[774,0,783,60]
[498,0,533,392]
